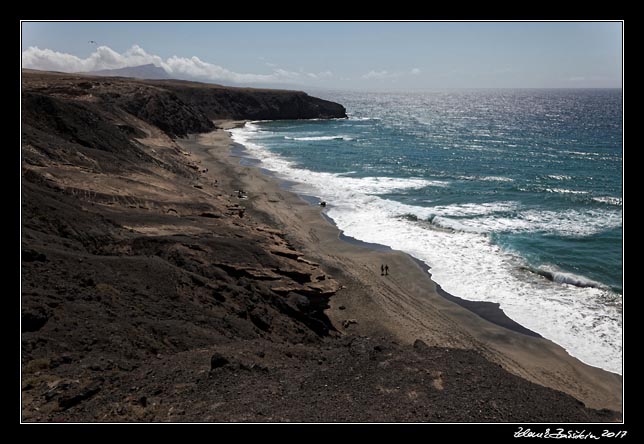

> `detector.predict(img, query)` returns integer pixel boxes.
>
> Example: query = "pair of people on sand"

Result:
[381,264,389,276]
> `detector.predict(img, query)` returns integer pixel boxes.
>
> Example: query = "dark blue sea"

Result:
[229,89,623,374]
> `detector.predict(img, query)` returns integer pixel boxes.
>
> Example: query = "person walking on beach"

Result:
[381,264,385,276]
[384,264,389,275]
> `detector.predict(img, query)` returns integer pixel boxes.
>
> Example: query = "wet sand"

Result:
[177,122,623,413]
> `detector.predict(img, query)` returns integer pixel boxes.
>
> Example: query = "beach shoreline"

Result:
[178,121,623,413]
[228,126,543,339]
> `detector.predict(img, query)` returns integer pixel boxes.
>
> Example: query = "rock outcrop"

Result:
[152,80,347,121]
[21,70,347,140]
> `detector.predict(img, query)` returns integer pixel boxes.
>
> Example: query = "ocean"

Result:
[229,89,623,375]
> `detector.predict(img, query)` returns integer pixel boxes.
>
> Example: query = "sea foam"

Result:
[285,135,354,141]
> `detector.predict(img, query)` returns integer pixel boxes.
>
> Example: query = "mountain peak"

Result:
[86,64,171,80]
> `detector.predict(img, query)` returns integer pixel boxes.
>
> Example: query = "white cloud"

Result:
[306,70,333,79]
[362,70,392,80]
[362,68,421,80]
[21,45,333,85]
[21,45,167,73]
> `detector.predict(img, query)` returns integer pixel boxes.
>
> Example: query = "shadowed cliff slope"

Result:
[149,79,347,121]
[22,70,346,138]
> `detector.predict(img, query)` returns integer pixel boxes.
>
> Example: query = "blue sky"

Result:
[21,21,622,90]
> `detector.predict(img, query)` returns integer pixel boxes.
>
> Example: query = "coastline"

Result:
[231,134,542,339]
[178,121,623,413]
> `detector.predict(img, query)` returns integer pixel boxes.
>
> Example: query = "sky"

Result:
[21,21,623,91]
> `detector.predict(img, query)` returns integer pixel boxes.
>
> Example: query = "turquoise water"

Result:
[230,89,623,374]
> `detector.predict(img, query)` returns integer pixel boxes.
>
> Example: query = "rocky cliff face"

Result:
[152,80,347,121]
[22,71,347,140]
[21,71,349,421]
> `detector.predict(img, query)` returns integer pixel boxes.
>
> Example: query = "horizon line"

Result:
[21,68,622,92]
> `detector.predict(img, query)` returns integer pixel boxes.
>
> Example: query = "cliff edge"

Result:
[21,70,346,139]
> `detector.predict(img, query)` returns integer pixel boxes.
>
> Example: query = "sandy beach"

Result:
[180,122,622,413]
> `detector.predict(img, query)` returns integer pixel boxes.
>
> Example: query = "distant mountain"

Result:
[83,64,313,91]
[86,64,171,80]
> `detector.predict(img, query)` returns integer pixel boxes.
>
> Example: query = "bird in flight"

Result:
[88,40,97,45]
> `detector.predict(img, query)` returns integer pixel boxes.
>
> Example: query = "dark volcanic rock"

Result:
[199,212,222,218]
[249,309,272,332]
[156,81,347,121]
[58,379,103,410]
[22,307,50,332]
[210,353,229,370]
[22,249,47,262]
[22,92,152,158]
[50,354,73,368]
[342,319,358,329]
[22,71,346,143]
[413,339,430,352]
[113,88,215,138]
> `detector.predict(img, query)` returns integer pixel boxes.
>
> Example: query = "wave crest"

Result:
[285,135,353,141]
[593,196,622,206]
[531,266,608,290]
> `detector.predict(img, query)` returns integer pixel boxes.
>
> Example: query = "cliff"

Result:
[150,79,347,121]
[21,71,349,420]
[21,70,346,139]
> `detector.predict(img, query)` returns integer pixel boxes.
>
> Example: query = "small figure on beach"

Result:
[381,264,385,276]
[385,264,389,275]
